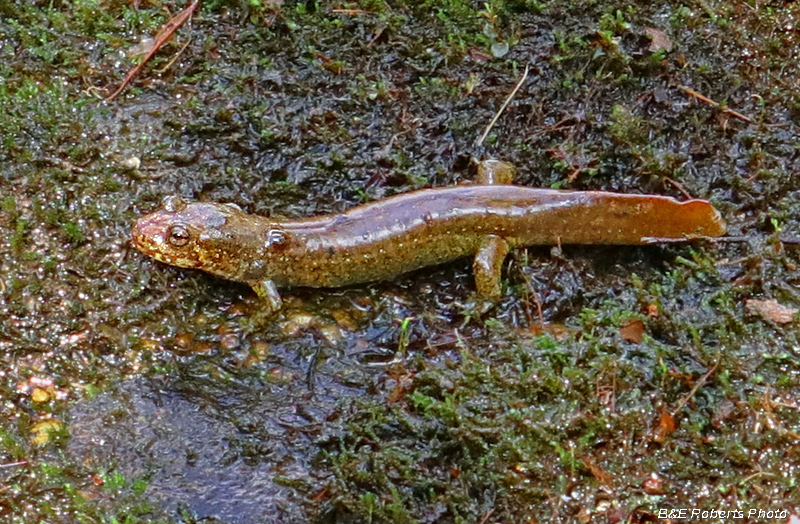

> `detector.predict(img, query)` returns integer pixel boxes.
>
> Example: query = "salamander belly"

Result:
[282,228,482,288]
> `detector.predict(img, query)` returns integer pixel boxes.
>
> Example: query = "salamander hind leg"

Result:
[476,159,516,185]
[473,235,510,300]
[250,279,283,315]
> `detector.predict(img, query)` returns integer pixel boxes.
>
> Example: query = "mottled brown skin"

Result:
[132,176,725,312]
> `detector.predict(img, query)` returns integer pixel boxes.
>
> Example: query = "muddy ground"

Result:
[1,1,800,522]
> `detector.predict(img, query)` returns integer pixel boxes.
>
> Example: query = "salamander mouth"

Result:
[131,220,167,260]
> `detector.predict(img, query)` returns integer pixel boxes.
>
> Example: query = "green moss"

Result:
[63,222,85,244]
[413,76,461,100]
[608,104,648,146]
[10,217,28,253]
[1,195,17,216]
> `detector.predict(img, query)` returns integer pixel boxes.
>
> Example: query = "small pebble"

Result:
[121,157,141,169]
[31,388,50,403]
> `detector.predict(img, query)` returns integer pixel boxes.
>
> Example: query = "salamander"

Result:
[131,161,726,312]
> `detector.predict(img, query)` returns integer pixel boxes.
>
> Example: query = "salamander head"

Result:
[131,196,257,277]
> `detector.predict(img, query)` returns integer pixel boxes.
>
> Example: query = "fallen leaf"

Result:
[576,508,592,524]
[745,299,797,324]
[387,373,414,403]
[644,28,673,52]
[582,456,613,486]
[619,319,645,344]
[646,303,659,318]
[468,47,493,62]
[642,473,665,494]
[528,322,572,340]
[654,411,676,442]
[312,487,330,502]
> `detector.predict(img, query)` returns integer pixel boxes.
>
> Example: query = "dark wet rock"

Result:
[67,376,333,523]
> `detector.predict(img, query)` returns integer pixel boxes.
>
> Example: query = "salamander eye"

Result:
[168,224,191,246]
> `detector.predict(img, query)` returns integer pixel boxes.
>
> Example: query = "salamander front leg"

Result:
[473,235,510,300]
[250,279,283,314]
[476,159,516,185]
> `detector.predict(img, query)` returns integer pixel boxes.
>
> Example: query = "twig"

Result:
[671,361,719,417]
[476,65,529,147]
[0,460,29,469]
[106,1,200,101]
[530,288,545,326]
[677,85,715,105]
[156,37,192,74]
[642,235,800,245]
[662,177,693,199]
[677,85,753,123]
[367,25,385,47]
[331,8,375,15]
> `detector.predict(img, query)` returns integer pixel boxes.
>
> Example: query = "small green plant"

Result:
[478,1,516,57]
[599,9,632,35]
[397,316,413,355]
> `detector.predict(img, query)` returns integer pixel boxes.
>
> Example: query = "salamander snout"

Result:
[131,211,202,269]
